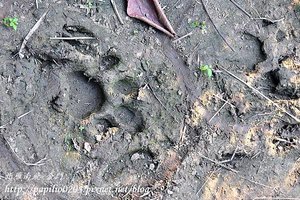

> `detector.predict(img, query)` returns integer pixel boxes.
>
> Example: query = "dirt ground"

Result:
[0,0,300,199]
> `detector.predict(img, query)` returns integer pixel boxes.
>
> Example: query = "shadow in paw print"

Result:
[114,106,144,132]
[63,25,95,37]
[100,55,121,70]
[114,78,138,96]
[266,67,299,99]
[67,71,105,119]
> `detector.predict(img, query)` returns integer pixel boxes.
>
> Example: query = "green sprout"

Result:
[79,125,85,132]
[132,29,139,35]
[199,65,213,78]
[200,21,207,33]
[190,21,200,28]
[190,20,207,33]
[2,17,18,31]
[87,0,93,9]
[200,21,206,29]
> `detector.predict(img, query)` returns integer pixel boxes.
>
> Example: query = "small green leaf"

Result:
[199,65,213,78]
[206,68,213,78]
[2,17,18,31]
[200,65,208,71]
[200,21,206,29]
[79,125,85,132]
[190,21,200,28]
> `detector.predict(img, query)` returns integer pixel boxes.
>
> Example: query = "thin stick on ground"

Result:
[195,0,235,52]
[17,110,33,120]
[213,94,236,108]
[176,120,187,149]
[219,145,239,164]
[4,137,47,166]
[110,0,124,25]
[196,168,221,196]
[252,17,284,23]
[208,101,228,122]
[228,0,284,23]
[199,153,239,173]
[35,0,39,9]
[228,0,252,18]
[200,153,273,189]
[147,84,168,111]
[0,110,34,129]
[19,10,48,59]
[0,122,10,129]
[273,137,296,145]
[218,65,300,123]
[237,175,273,188]
[173,31,193,43]
[0,174,7,180]
[50,37,96,40]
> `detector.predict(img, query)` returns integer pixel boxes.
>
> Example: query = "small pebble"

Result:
[84,142,92,153]
[131,153,141,161]
[149,163,155,171]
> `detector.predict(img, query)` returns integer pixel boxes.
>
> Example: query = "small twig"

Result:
[228,0,252,18]
[0,110,33,129]
[228,0,284,23]
[5,137,47,166]
[208,101,228,122]
[147,84,168,110]
[50,37,96,40]
[19,10,48,59]
[212,94,236,108]
[238,175,273,188]
[219,145,239,164]
[196,168,221,196]
[200,154,274,189]
[173,31,193,43]
[176,120,187,149]
[0,122,10,129]
[273,137,295,145]
[195,0,235,52]
[246,111,276,120]
[218,66,300,123]
[186,42,201,57]
[252,17,284,23]
[0,175,7,180]
[199,153,239,173]
[17,110,33,120]
[110,0,124,25]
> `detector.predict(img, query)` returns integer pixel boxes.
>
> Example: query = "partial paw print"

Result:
[38,27,144,141]
[43,70,105,119]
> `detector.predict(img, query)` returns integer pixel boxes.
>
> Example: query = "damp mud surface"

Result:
[0,0,300,199]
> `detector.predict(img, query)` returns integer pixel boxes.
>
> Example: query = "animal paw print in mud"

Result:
[43,25,144,137]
